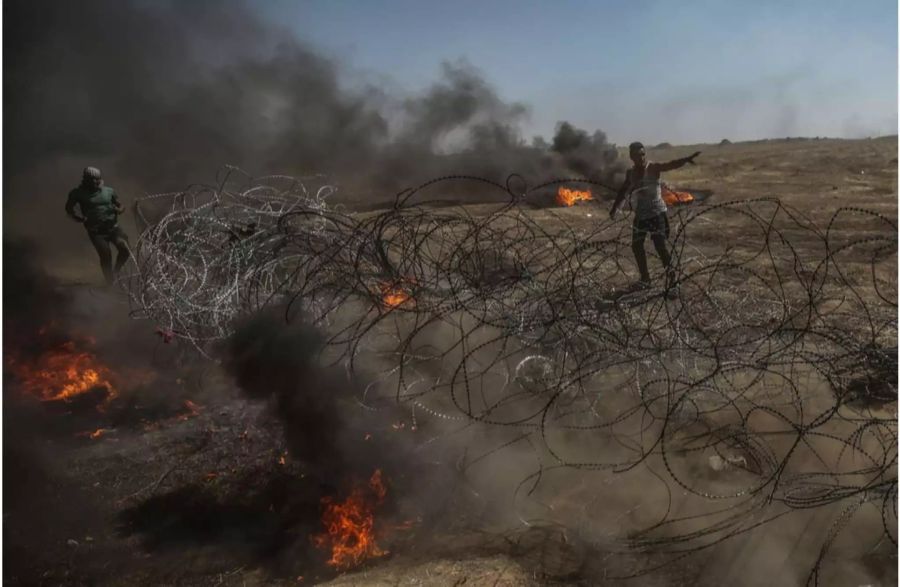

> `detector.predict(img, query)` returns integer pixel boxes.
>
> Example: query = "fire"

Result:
[76,427,112,440]
[556,186,593,207]
[382,288,410,308]
[314,469,389,570]
[662,185,694,206]
[379,281,414,309]
[6,340,117,403]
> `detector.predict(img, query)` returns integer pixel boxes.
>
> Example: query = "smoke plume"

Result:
[223,308,417,491]
[4,0,623,273]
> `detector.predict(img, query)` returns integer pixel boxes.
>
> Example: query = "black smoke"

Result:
[550,121,621,179]
[224,309,345,474]
[4,0,623,271]
[223,308,415,491]
[3,239,70,347]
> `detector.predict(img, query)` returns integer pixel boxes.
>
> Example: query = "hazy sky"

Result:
[258,0,898,145]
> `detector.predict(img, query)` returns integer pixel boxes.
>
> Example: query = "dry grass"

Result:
[7,136,896,586]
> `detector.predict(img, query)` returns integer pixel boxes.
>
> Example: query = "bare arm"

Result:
[65,191,85,222]
[609,170,632,219]
[111,191,125,215]
[653,151,701,173]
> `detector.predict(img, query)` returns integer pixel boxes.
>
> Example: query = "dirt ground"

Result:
[4,136,897,586]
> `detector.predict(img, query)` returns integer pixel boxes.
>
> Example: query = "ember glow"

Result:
[7,340,117,403]
[314,469,389,570]
[178,399,202,420]
[142,399,203,432]
[556,186,593,207]
[379,283,413,309]
[76,427,112,440]
[662,185,694,206]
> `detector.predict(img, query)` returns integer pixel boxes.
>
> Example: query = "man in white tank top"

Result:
[609,142,700,294]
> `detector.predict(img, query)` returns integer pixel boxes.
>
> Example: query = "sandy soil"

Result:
[4,136,896,586]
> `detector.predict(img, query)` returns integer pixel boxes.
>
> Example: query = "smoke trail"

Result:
[4,0,623,271]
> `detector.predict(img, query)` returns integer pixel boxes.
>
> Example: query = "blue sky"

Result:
[258,0,897,144]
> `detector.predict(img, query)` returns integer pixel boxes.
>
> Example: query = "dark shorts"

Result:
[633,213,669,243]
[87,222,129,243]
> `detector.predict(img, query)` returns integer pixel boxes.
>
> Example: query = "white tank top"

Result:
[630,166,668,220]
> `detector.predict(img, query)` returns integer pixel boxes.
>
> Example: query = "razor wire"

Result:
[123,169,897,584]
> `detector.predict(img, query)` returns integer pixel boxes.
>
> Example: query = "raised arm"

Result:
[65,191,85,223]
[609,170,632,219]
[653,151,701,173]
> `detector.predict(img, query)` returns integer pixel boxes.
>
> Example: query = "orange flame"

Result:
[7,341,117,403]
[379,281,415,309]
[314,469,389,570]
[383,289,410,308]
[662,186,694,206]
[556,186,593,207]
[76,427,112,440]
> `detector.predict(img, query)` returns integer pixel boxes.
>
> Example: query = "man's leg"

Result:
[649,214,676,291]
[631,221,651,285]
[111,230,130,276]
[87,232,114,285]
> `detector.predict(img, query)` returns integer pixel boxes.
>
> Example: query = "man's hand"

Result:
[657,153,702,172]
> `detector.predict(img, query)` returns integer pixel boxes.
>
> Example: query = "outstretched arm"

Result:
[654,151,701,172]
[609,170,632,219]
[65,192,85,223]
